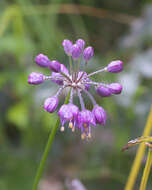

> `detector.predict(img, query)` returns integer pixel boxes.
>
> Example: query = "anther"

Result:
[72,126,75,132]
[81,133,86,140]
[69,122,73,128]
[60,126,65,132]
[88,133,92,139]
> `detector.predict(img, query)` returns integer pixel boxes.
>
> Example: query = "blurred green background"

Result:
[0,0,152,189]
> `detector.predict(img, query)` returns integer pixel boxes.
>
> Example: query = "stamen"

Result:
[72,126,75,132]
[81,133,86,140]
[69,122,73,129]
[60,126,65,132]
[76,71,85,83]
[88,132,92,139]
[83,123,88,128]
[87,67,107,77]
[78,90,85,110]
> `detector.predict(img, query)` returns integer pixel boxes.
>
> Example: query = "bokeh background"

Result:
[0,0,152,189]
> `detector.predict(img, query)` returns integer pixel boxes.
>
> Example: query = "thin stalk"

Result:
[69,56,72,74]
[78,90,85,110]
[124,106,152,190]
[32,91,71,190]
[82,88,97,105]
[87,67,106,77]
[139,148,152,190]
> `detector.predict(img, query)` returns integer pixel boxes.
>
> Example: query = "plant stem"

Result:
[69,56,72,74]
[124,106,152,190]
[139,148,152,190]
[32,91,71,190]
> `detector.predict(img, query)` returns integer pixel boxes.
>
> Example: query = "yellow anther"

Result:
[88,133,92,139]
[60,126,65,132]
[69,122,73,128]
[81,133,86,140]
[83,123,88,128]
[72,126,75,132]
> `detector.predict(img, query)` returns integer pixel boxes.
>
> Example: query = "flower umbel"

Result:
[28,38,123,140]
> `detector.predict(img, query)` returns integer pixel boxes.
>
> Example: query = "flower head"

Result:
[92,105,106,125]
[28,39,123,140]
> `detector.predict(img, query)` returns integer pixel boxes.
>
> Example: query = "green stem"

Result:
[139,148,152,190]
[69,56,72,74]
[32,91,71,190]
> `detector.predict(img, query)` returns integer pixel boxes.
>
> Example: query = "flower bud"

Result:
[83,46,94,61]
[62,39,73,56]
[28,72,44,85]
[96,85,112,97]
[51,64,69,85]
[49,60,61,73]
[71,44,82,60]
[35,54,50,67]
[44,96,59,113]
[92,105,106,125]
[107,60,123,73]
[108,83,122,94]
[76,39,85,50]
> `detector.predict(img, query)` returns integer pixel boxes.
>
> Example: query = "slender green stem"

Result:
[124,107,152,190]
[139,148,152,190]
[69,56,72,74]
[32,91,71,190]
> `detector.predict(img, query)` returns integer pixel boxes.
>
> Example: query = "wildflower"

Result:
[28,39,123,139]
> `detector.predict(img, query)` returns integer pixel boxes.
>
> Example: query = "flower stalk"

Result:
[32,91,71,190]
[124,106,152,190]
[139,145,152,190]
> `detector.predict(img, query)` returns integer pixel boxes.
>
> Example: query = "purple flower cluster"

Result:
[28,39,123,140]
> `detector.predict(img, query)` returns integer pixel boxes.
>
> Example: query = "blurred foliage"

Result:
[0,0,152,190]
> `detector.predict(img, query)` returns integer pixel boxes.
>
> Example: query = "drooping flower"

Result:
[28,39,123,140]
[58,104,79,132]
[92,105,106,125]
[78,109,96,139]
